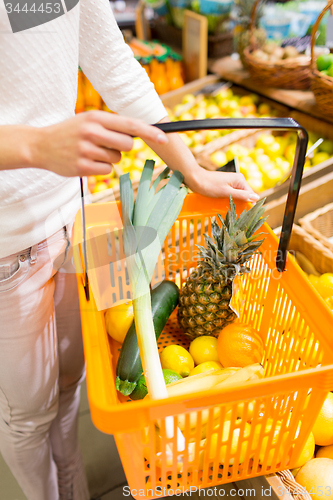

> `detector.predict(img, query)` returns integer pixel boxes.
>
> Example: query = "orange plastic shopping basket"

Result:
[73,118,333,498]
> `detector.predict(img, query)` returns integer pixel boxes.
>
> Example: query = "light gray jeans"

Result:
[0,225,89,500]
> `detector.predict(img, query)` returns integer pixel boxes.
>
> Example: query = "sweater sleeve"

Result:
[78,0,168,124]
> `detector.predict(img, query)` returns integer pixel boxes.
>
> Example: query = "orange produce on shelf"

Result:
[83,74,102,110]
[150,57,169,95]
[75,70,85,113]
[166,56,184,91]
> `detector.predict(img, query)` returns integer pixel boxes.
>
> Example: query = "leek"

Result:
[119,160,188,443]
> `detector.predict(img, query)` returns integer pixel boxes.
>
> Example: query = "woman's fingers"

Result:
[87,111,168,145]
[226,187,260,202]
[81,141,121,164]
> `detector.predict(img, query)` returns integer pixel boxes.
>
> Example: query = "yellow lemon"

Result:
[160,345,194,377]
[296,458,333,500]
[292,432,316,469]
[312,152,330,166]
[104,299,133,343]
[312,392,333,446]
[320,273,333,288]
[189,336,219,365]
[189,361,223,376]
[93,182,109,193]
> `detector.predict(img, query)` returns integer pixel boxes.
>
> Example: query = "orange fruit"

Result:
[295,458,333,500]
[316,444,333,459]
[217,323,265,368]
[312,392,333,446]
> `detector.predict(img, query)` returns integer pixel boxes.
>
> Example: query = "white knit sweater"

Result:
[0,0,167,258]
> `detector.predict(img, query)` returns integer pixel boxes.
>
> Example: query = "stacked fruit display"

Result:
[292,391,333,496]
[87,87,279,196]
[87,84,333,197]
[294,252,333,312]
[128,38,185,94]
[208,131,333,192]
[170,87,276,153]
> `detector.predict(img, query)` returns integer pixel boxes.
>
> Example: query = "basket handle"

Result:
[245,0,263,50]
[311,0,333,72]
[156,117,308,273]
[249,0,261,33]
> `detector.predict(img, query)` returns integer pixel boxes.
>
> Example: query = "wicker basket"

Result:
[242,0,311,90]
[276,224,333,274]
[276,470,311,500]
[310,0,333,117]
[299,202,333,254]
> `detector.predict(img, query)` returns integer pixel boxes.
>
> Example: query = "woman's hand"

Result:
[145,117,259,202]
[29,111,168,177]
[185,168,259,202]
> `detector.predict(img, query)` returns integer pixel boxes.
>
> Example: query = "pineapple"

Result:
[177,197,267,338]
[233,0,266,66]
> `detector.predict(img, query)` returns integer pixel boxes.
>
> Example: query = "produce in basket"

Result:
[130,368,182,401]
[178,196,267,337]
[119,160,187,412]
[116,279,180,396]
[251,41,308,63]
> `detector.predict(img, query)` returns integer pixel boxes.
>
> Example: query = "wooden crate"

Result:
[264,170,333,231]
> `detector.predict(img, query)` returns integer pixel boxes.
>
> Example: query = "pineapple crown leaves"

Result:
[197,196,268,276]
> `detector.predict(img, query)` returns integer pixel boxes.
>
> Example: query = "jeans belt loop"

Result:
[30,244,38,265]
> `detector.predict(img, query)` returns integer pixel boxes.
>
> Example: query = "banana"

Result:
[150,368,239,433]
[213,363,264,391]
[145,367,241,400]
[295,251,320,276]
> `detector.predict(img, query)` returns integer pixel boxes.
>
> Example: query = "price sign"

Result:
[182,10,207,82]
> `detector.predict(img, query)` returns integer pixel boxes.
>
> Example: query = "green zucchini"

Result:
[115,280,179,396]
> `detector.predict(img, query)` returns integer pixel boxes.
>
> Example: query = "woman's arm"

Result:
[145,117,259,202]
[78,0,257,201]
[0,112,168,175]
[78,0,167,125]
